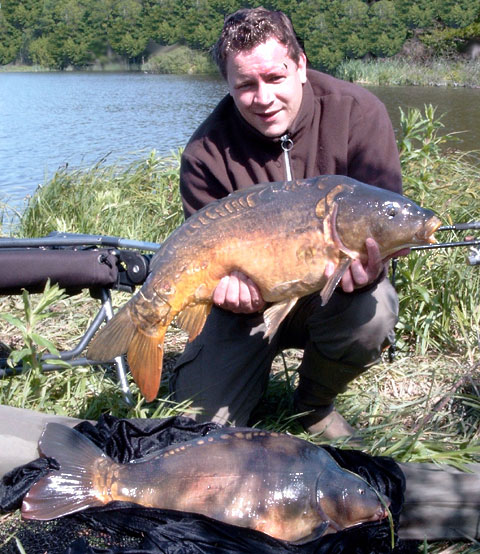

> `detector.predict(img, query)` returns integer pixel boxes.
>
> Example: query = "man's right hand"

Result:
[213,270,266,314]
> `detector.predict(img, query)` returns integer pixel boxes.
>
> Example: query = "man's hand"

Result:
[213,270,266,314]
[326,238,410,293]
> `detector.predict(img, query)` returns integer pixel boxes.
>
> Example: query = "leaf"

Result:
[0,313,27,332]
[31,333,60,356]
[414,284,431,303]
[21,289,32,320]
[8,348,31,366]
[41,358,72,369]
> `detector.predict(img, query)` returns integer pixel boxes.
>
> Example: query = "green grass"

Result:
[15,149,184,243]
[0,106,479,552]
[336,58,480,87]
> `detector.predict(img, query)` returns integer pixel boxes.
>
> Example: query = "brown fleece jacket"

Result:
[180,69,402,218]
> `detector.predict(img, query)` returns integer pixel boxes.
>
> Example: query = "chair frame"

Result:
[0,231,161,405]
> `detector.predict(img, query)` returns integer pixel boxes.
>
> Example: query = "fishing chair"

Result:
[0,232,161,404]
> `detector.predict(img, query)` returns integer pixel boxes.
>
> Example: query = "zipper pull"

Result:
[280,134,294,181]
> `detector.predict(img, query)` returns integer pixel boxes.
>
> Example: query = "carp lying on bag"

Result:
[87,175,441,401]
[22,423,389,543]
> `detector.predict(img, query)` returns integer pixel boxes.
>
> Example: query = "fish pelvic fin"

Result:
[22,423,112,520]
[176,302,212,342]
[289,522,330,545]
[320,257,352,306]
[263,297,299,339]
[127,325,168,402]
[87,304,136,361]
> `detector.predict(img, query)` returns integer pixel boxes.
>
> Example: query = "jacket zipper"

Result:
[280,134,294,181]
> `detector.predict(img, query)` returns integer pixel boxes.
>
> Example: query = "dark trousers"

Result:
[170,278,399,425]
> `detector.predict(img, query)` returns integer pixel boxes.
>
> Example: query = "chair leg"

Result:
[101,288,134,406]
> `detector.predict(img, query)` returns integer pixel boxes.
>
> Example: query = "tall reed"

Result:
[395,105,480,358]
[336,58,480,88]
[18,150,184,244]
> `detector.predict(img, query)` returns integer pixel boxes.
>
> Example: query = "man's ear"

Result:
[297,52,307,84]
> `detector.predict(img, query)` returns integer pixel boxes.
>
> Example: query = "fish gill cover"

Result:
[0,415,414,554]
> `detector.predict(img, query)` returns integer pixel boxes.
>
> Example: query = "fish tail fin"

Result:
[22,423,112,520]
[127,324,168,402]
[87,304,136,361]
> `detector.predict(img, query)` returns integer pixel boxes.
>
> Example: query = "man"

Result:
[170,7,405,439]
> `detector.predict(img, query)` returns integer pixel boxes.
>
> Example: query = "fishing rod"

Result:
[391,220,480,291]
[0,231,162,252]
[410,221,480,265]
[1,225,479,261]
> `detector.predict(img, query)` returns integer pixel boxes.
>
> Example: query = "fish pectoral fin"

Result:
[263,297,299,339]
[289,521,330,545]
[320,257,352,306]
[127,326,168,402]
[176,302,212,342]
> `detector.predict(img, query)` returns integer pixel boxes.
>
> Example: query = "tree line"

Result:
[1,0,479,71]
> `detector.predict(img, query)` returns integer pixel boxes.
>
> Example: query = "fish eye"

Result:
[358,487,365,495]
[385,202,400,218]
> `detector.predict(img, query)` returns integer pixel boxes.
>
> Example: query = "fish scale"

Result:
[87,175,441,401]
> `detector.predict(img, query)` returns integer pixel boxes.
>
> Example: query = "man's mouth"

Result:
[255,110,280,121]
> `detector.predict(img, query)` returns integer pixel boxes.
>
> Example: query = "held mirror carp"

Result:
[87,175,441,401]
[22,423,389,543]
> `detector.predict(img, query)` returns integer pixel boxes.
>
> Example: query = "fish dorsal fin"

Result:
[176,303,212,342]
[263,297,299,339]
[320,257,352,306]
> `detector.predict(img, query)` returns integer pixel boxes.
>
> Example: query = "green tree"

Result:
[0,11,22,64]
[107,0,149,61]
[0,0,42,64]
[368,0,407,57]
[1,0,479,71]
[293,0,371,71]
[25,0,98,68]
[435,0,479,28]
[394,0,437,29]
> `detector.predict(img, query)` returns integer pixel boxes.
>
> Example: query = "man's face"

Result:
[226,38,307,138]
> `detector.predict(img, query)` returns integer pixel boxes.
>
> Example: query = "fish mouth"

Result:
[376,504,390,521]
[382,215,443,260]
[415,215,442,244]
[368,498,391,523]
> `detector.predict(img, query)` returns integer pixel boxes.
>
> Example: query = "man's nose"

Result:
[253,82,273,105]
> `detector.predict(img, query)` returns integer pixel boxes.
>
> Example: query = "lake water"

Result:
[1,72,479,214]
[0,73,228,210]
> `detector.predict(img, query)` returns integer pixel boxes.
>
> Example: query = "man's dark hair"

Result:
[212,7,304,79]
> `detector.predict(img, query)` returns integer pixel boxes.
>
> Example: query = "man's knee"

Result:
[350,278,398,364]
[306,278,398,367]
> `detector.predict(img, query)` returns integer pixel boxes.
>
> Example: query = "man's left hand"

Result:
[327,238,410,293]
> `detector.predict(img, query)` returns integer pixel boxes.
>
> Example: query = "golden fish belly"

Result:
[214,228,337,302]
[145,226,334,317]
[110,471,317,541]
